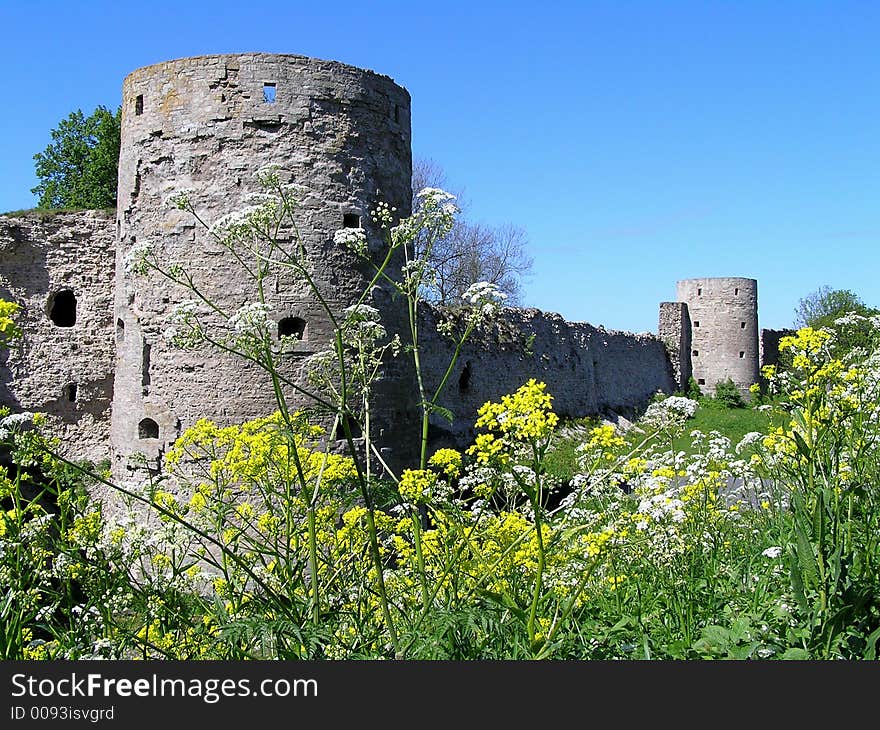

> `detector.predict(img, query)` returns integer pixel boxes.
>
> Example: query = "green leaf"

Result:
[432,405,455,423]
[475,589,527,623]
[795,526,819,589]
[863,626,880,660]
[791,430,810,459]
[781,647,810,660]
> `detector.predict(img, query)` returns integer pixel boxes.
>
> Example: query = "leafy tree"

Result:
[790,285,879,363]
[411,157,533,305]
[31,105,121,209]
[794,285,872,328]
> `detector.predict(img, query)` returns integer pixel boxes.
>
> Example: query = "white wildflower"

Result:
[123,240,154,276]
[228,302,275,342]
[762,546,783,559]
[415,187,456,205]
[334,228,368,256]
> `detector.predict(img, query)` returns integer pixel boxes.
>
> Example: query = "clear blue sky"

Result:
[2,1,877,334]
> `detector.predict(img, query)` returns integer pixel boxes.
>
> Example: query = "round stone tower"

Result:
[676,277,759,396]
[111,53,413,474]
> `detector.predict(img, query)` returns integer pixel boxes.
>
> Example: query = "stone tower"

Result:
[111,53,414,474]
[676,277,759,396]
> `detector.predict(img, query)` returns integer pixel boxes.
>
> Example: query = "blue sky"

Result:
[1,1,877,334]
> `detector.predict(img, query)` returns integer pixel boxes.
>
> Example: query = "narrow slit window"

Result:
[263,83,276,103]
[135,94,144,115]
[343,213,361,228]
[739,351,745,359]
[458,361,472,393]
[394,104,400,123]
[138,418,159,440]
[740,321,746,329]
[142,343,151,388]
[343,415,362,439]
[697,288,702,296]
[735,288,739,295]
[116,318,125,343]
[49,290,77,327]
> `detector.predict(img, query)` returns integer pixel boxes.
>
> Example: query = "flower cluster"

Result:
[0,299,20,344]
[333,227,368,257]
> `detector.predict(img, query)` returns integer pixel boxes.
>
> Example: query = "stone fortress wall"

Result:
[0,53,787,472]
[0,211,116,461]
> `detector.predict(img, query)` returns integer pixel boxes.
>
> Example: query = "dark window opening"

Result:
[135,94,144,115]
[138,418,159,440]
[740,321,746,329]
[693,320,700,328]
[394,104,400,123]
[49,290,77,327]
[263,83,276,103]
[64,383,77,402]
[116,318,125,343]
[692,350,699,357]
[132,172,141,200]
[342,414,362,439]
[278,316,306,341]
[697,288,702,296]
[698,378,706,385]
[141,343,151,388]
[735,288,739,295]
[343,213,361,228]
[458,361,472,393]
[739,351,745,359]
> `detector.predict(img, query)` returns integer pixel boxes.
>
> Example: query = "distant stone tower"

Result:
[111,53,413,474]
[676,277,759,396]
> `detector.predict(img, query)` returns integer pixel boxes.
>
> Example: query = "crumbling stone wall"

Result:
[658,301,692,392]
[112,53,414,475]
[676,277,759,396]
[0,210,115,463]
[416,304,677,451]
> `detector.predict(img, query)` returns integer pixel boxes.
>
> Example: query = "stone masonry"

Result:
[0,210,116,462]
[0,53,784,475]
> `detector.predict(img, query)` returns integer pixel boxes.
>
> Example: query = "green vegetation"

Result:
[3,182,880,660]
[31,106,121,210]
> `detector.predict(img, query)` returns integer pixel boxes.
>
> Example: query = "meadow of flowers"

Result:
[1,172,878,660]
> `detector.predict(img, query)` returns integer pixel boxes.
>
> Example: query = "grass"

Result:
[546,398,774,483]
[670,401,772,454]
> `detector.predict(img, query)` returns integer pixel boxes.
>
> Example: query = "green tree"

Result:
[794,285,872,328]
[791,285,879,363]
[31,105,121,209]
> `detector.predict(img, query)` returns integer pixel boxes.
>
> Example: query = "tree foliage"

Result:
[790,285,879,364]
[411,157,533,305]
[31,105,121,210]
[794,285,872,328]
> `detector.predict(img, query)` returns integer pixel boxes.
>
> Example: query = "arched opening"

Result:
[278,316,306,341]
[49,290,77,327]
[64,383,77,402]
[138,418,159,440]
